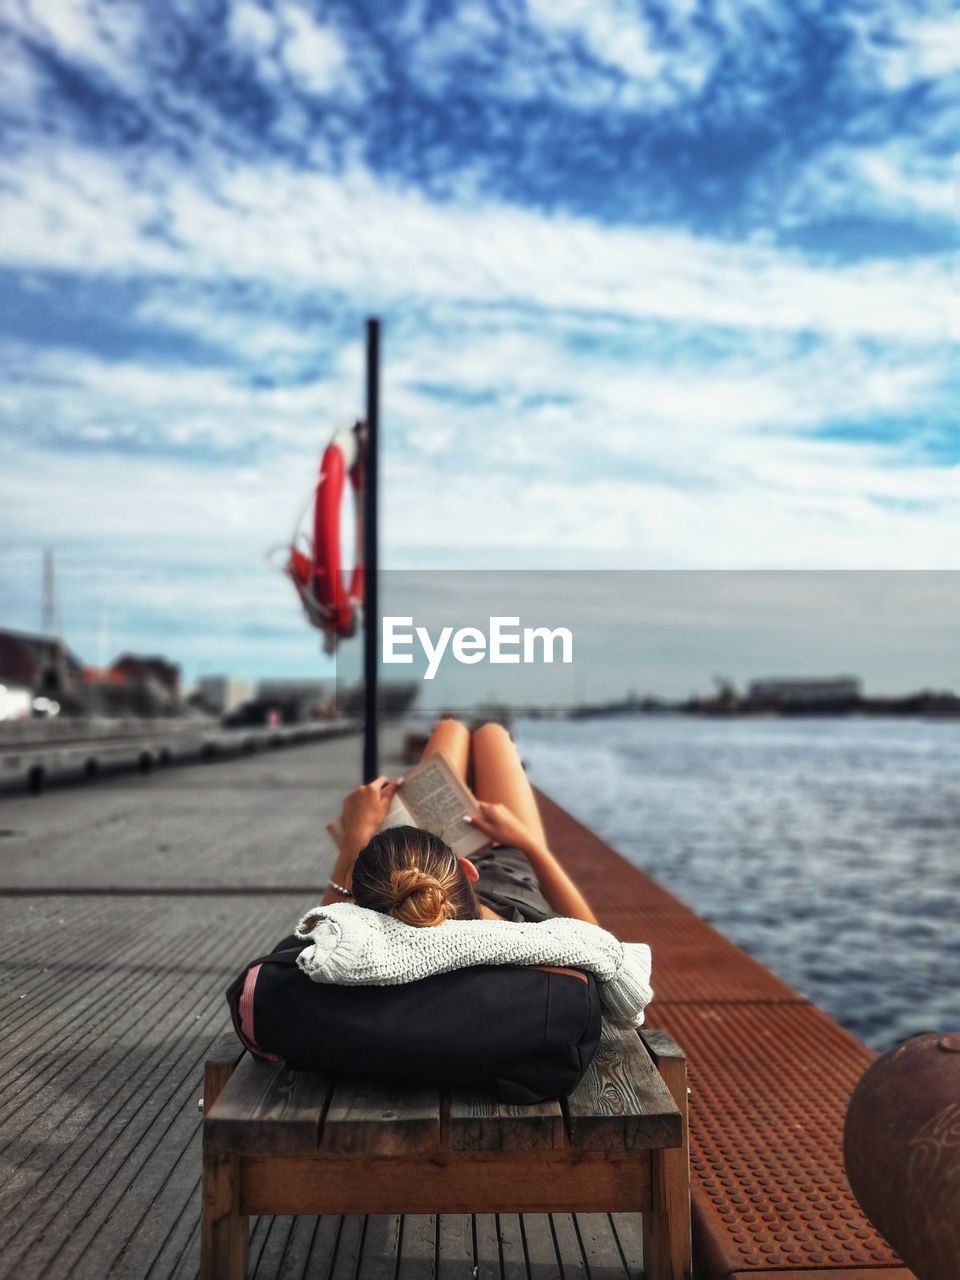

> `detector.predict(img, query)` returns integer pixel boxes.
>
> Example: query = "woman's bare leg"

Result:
[471,723,547,848]
[420,717,470,783]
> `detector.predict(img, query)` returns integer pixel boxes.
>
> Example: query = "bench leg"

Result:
[640,1031,692,1280]
[202,1152,248,1280]
[200,1036,248,1278]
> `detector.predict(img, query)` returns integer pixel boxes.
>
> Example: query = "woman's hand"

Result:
[467,800,544,854]
[340,776,397,848]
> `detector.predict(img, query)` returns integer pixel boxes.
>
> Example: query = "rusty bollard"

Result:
[844,1032,960,1279]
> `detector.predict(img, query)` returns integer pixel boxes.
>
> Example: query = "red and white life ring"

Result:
[285,426,365,650]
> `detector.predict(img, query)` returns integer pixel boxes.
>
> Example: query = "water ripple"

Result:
[518,716,960,1052]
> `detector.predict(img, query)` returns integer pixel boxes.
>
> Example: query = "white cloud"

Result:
[0,141,953,346]
[134,293,325,365]
[0,30,42,118]
[386,327,945,455]
[0,337,362,459]
[376,450,959,571]
[853,146,957,218]
[526,0,667,81]
[9,0,143,94]
[2,309,955,588]
[229,1,277,60]
[407,0,717,109]
[279,5,348,96]
[227,1,350,99]
[847,8,960,92]
[783,137,959,226]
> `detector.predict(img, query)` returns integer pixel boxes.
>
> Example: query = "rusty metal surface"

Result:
[538,789,913,1280]
[597,910,801,1004]
[651,1003,901,1275]
[728,1271,917,1280]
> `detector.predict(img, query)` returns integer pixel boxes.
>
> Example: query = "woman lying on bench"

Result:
[229,719,652,1096]
[318,718,599,927]
[294,716,650,1026]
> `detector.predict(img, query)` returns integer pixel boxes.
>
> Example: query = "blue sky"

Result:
[0,0,957,686]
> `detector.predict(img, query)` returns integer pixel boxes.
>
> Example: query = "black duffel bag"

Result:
[226,934,602,1104]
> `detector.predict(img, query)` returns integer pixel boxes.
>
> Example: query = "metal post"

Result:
[363,318,380,782]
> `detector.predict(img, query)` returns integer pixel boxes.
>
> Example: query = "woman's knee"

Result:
[473,721,512,746]
[434,716,469,735]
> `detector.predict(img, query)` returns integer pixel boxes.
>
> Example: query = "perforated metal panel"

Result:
[652,1003,901,1273]
[538,788,910,1280]
[596,910,800,1004]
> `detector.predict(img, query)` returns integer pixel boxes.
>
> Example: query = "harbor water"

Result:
[516,715,960,1051]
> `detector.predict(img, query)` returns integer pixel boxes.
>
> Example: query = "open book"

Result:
[327,750,492,860]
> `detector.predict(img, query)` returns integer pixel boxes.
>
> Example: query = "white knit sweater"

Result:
[294,902,653,1027]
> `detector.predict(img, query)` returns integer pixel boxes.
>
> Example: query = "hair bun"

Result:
[389,866,450,927]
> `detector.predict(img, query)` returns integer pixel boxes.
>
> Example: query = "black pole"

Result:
[362,318,380,782]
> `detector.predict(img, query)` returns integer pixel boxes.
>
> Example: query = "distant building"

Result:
[747,677,861,711]
[0,631,187,718]
[255,679,332,722]
[195,676,252,715]
[111,654,181,699]
[0,627,84,699]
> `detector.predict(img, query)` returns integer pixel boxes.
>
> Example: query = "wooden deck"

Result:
[0,731,647,1279]
[0,728,911,1280]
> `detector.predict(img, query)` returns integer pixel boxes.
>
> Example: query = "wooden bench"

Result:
[201,1022,691,1279]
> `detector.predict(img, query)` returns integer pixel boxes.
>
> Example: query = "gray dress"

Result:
[467,846,558,923]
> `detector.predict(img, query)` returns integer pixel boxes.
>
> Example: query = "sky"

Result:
[0,0,957,689]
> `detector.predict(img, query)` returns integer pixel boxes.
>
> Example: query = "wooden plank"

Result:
[638,1028,685,1063]
[521,1214,562,1278]
[610,1212,644,1278]
[574,1213,629,1277]
[473,1214,502,1280]
[564,1023,681,1151]
[437,1215,475,1278]
[358,1214,403,1278]
[239,1152,651,1216]
[396,1214,436,1280]
[549,1213,588,1278]
[81,1083,205,1277]
[170,1221,203,1280]
[320,1074,441,1155]
[330,1214,365,1278]
[247,1213,296,1278]
[497,1213,526,1280]
[6,969,250,1276]
[300,1214,344,1277]
[449,1089,565,1151]
[139,1178,203,1280]
[205,1055,332,1156]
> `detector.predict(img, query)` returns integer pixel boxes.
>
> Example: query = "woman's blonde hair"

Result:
[351,826,480,927]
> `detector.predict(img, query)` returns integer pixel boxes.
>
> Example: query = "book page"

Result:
[379,792,417,831]
[398,754,489,858]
